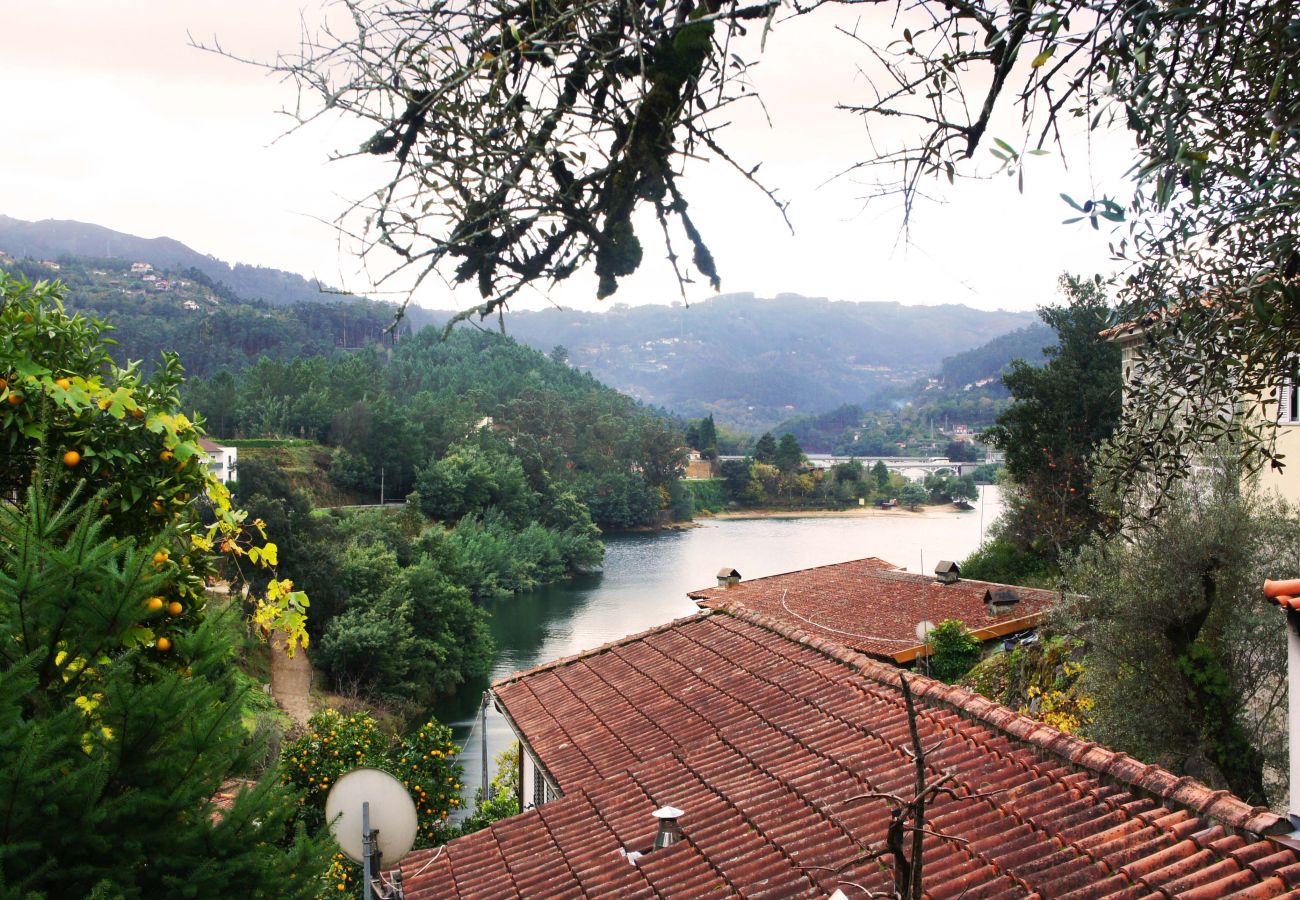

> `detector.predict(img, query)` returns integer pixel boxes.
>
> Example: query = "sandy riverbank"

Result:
[701,503,972,521]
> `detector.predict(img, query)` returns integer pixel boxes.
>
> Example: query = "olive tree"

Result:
[1061,467,1296,805]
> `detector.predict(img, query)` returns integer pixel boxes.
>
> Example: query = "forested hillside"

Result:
[445,293,1037,431]
[774,323,1052,453]
[0,253,410,375]
[186,329,688,532]
[0,215,393,308]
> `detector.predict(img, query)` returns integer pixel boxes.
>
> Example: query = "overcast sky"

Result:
[1,2,1134,315]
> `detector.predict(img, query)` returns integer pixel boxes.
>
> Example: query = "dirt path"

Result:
[270,636,314,727]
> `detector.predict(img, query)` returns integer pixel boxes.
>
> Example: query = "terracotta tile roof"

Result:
[687,557,1059,663]
[400,609,1297,898]
[1264,578,1300,610]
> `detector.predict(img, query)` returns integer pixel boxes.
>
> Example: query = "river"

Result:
[432,485,1003,813]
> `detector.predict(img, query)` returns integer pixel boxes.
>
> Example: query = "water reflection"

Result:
[432,486,1002,815]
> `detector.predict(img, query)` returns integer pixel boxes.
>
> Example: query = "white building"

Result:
[198,438,237,484]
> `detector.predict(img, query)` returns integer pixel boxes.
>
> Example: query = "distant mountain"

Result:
[446,294,1038,431]
[773,319,1053,453]
[0,215,370,308]
[930,321,1052,394]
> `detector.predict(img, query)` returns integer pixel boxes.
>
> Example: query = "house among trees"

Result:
[198,438,237,484]
[398,604,1300,897]
[1104,316,1300,505]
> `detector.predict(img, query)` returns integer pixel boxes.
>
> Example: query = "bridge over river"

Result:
[717,454,976,481]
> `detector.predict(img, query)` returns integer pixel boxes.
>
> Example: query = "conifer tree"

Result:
[0,274,327,895]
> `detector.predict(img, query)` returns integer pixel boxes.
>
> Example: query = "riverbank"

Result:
[701,503,972,521]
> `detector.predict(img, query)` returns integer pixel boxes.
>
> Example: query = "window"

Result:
[1280,359,1300,424]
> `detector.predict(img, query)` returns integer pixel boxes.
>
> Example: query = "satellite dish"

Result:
[915,620,936,642]
[325,768,419,867]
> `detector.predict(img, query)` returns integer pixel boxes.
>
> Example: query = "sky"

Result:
[0,2,1134,315]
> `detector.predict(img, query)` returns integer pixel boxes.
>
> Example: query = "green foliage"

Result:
[281,709,462,845]
[186,328,687,529]
[983,276,1121,567]
[960,534,1058,588]
[458,743,522,835]
[774,433,804,473]
[0,473,327,896]
[925,619,981,682]
[1062,471,1297,805]
[416,443,536,525]
[684,478,726,513]
[752,432,777,464]
[899,483,928,510]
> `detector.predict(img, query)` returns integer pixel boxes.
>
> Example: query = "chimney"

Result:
[716,567,741,588]
[1264,578,1300,828]
[934,560,960,584]
[652,806,684,850]
[985,588,1021,617]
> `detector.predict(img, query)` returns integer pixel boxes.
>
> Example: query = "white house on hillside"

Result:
[198,438,237,484]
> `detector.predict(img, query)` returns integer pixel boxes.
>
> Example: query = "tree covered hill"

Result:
[439,293,1037,432]
[0,214,386,308]
[0,252,410,376]
[773,321,1053,453]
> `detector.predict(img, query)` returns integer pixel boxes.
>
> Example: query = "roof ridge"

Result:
[720,602,1289,839]
[685,555,902,597]
[491,609,715,687]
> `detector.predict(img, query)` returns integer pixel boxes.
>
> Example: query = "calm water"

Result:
[433,485,1002,812]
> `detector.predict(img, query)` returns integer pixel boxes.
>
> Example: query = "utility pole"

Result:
[481,691,490,800]
[380,467,385,505]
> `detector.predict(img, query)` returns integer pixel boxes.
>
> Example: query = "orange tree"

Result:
[0,273,326,894]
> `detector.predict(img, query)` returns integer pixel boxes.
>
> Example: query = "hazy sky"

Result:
[1,2,1133,315]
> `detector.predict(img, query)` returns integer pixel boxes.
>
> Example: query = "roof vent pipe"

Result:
[716,568,741,588]
[1264,578,1300,829]
[652,806,684,851]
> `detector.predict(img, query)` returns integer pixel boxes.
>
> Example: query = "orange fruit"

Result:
[151,500,164,514]
[6,393,21,406]
[144,597,165,612]
[155,637,172,652]
[167,601,183,616]
[55,378,71,391]
[62,450,81,467]
[0,377,8,391]
[160,450,174,462]
[152,550,169,566]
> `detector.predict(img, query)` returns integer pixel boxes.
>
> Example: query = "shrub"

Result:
[926,619,981,682]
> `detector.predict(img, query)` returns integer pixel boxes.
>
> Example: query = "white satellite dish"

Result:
[915,620,936,642]
[325,768,419,867]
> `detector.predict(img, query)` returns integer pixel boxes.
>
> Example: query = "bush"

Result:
[926,619,981,682]
[960,536,1057,587]
[281,709,462,844]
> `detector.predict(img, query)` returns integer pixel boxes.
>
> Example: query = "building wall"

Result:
[1254,423,1300,505]
[1115,330,1300,504]
[519,745,558,811]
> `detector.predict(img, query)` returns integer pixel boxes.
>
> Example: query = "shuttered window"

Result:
[1280,359,1300,424]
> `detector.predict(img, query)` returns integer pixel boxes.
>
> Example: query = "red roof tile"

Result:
[400,609,1296,898]
[687,557,1059,662]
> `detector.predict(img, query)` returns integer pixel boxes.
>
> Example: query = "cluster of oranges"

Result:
[283,710,464,854]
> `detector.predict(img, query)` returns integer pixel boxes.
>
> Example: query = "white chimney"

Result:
[652,806,684,850]
[716,568,741,588]
[1264,578,1300,828]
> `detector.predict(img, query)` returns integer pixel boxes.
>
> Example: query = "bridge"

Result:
[717,455,974,481]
